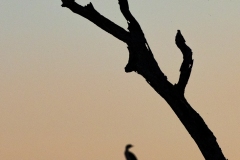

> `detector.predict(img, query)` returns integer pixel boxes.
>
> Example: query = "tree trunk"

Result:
[61,0,227,159]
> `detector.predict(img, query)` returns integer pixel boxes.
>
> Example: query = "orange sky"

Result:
[1,0,240,159]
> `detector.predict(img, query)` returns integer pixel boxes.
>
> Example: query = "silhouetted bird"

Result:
[125,144,137,160]
[176,30,185,44]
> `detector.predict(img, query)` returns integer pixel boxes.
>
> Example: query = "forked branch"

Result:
[61,0,227,159]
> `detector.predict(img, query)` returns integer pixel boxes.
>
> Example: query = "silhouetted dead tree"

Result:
[61,0,227,159]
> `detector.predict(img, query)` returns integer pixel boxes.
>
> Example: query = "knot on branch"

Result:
[125,45,138,73]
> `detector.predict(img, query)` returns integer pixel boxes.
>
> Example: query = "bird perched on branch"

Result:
[175,30,185,45]
[125,144,138,160]
[175,30,192,60]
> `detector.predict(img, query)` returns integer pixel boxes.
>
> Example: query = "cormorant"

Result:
[125,144,137,160]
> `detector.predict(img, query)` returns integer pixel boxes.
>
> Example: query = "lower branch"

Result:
[165,94,226,160]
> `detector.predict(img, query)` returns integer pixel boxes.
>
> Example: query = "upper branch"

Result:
[118,0,136,24]
[61,0,131,43]
[118,0,145,41]
[175,30,194,95]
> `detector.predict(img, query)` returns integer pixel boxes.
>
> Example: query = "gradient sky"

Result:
[1,0,240,159]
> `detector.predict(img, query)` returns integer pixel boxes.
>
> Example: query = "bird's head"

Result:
[126,144,133,150]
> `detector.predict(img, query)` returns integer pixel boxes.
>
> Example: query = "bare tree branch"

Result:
[61,1,227,159]
[61,0,131,43]
[175,30,194,95]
